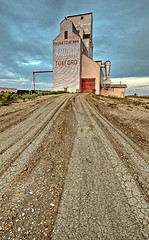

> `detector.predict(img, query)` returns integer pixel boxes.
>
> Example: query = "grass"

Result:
[0,93,18,105]
[0,90,68,106]
[128,95,149,99]
[92,94,149,109]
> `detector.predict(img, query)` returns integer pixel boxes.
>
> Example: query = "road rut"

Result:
[51,94,149,239]
[0,94,148,239]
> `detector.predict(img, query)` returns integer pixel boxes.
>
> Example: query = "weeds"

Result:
[129,95,149,99]
[92,94,102,99]
[21,94,38,101]
[0,90,68,106]
[91,94,149,108]
[0,93,18,105]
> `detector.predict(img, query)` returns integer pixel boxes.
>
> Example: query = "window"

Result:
[83,34,90,39]
[81,16,84,20]
[64,31,68,39]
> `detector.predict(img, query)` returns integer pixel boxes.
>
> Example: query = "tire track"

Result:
[87,96,148,161]
[85,95,149,198]
[1,94,148,239]
[0,95,65,154]
[52,94,147,239]
[0,96,77,240]
[0,109,22,118]
[0,95,59,133]
[80,95,149,238]
[0,94,73,196]
[0,95,59,118]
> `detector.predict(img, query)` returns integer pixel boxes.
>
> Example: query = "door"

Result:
[81,78,95,93]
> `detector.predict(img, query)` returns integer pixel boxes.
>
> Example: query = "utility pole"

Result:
[33,72,35,93]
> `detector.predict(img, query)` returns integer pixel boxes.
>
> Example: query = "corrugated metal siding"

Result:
[53,39,81,92]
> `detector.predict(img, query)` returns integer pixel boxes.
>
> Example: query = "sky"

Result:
[0,0,149,95]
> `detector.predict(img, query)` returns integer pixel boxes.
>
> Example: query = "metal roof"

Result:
[67,12,92,18]
[110,84,127,88]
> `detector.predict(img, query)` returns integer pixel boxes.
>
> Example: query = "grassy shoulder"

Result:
[91,94,149,154]
[0,91,67,106]
[92,94,149,109]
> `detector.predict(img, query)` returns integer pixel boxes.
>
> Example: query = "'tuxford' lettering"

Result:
[55,60,77,66]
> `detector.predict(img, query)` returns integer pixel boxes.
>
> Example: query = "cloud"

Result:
[36,82,53,87]
[111,77,149,87]
[0,0,149,91]
[21,60,42,66]
[0,78,30,89]
[7,72,17,77]
[0,78,29,83]
[111,77,149,95]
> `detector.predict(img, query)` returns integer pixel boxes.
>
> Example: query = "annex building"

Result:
[52,13,127,97]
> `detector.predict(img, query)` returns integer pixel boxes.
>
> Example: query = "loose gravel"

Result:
[0,94,148,239]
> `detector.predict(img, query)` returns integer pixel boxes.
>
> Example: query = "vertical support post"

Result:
[33,72,35,93]
[32,71,53,93]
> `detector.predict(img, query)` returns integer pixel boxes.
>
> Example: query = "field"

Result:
[0,94,148,239]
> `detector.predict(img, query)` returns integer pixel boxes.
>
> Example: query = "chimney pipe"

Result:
[103,60,111,88]
[105,61,111,82]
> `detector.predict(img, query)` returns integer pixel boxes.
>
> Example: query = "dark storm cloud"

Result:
[0,0,149,90]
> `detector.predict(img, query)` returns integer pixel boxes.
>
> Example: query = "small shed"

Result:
[100,84,127,98]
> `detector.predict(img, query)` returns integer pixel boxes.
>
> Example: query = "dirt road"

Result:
[0,94,148,239]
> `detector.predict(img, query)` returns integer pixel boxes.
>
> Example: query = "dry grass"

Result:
[0,91,68,106]
[92,94,149,109]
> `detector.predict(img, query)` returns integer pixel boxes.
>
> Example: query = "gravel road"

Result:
[0,94,148,239]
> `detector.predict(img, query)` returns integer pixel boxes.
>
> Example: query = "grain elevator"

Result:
[52,13,127,97]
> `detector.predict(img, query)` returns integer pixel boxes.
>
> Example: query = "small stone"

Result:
[18,227,21,231]
[50,203,55,207]
[142,232,148,238]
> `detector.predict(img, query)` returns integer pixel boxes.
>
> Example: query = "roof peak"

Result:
[67,12,92,18]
